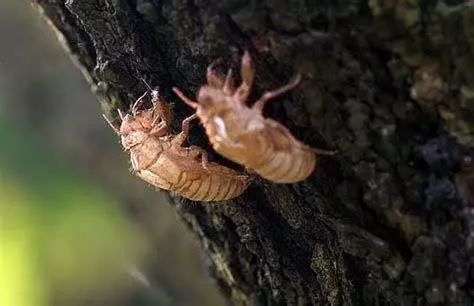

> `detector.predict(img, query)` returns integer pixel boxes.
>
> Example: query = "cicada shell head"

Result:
[113,87,174,150]
[118,113,150,150]
[173,52,336,184]
[196,86,233,116]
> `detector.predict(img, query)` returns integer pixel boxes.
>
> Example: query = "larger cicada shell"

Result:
[173,52,335,183]
[104,89,249,201]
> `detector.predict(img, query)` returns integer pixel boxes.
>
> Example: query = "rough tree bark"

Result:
[32,1,474,305]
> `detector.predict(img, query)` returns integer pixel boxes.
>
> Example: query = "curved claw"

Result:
[132,91,148,114]
[234,51,255,103]
[207,58,225,88]
[173,87,199,109]
[252,73,302,112]
[223,68,235,94]
[117,109,125,120]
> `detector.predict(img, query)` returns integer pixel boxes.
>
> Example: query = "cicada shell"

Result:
[103,88,249,201]
[173,52,335,183]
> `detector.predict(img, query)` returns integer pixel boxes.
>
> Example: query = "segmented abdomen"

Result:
[172,170,248,201]
[133,149,248,201]
[249,148,316,183]
[207,126,317,184]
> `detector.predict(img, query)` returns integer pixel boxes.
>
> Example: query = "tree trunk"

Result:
[32,0,474,305]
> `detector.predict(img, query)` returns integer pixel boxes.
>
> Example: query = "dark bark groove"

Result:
[33,0,474,305]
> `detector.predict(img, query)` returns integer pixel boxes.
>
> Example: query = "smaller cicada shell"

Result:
[103,88,249,201]
[173,52,335,183]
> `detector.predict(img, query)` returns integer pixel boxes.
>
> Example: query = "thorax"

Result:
[128,135,169,171]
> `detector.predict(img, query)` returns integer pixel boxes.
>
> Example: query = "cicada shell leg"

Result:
[223,69,235,95]
[172,114,198,147]
[150,91,173,129]
[173,87,199,110]
[206,58,224,88]
[235,51,255,103]
[131,90,148,115]
[150,121,168,137]
[252,74,302,112]
[117,109,125,121]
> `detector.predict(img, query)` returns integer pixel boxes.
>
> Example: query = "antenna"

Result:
[141,77,153,91]
[102,114,120,135]
[117,109,125,120]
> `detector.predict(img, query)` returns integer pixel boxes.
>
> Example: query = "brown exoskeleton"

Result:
[103,88,249,201]
[173,52,335,183]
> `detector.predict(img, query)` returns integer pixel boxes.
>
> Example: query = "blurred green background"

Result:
[0,1,225,306]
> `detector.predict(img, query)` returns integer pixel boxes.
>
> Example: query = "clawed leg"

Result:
[179,146,210,170]
[252,74,302,112]
[172,114,198,146]
[117,109,125,121]
[150,120,168,137]
[150,92,173,127]
[151,113,161,127]
[173,87,199,110]
[235,51,255,103]
[131,77,153,114]
[131,91,148,114]
[223,69,235,95]
[207,59,225,88]
[206,58,235,94]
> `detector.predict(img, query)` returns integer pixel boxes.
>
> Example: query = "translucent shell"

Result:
[173,52,335,183]
[104,89,249,201]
